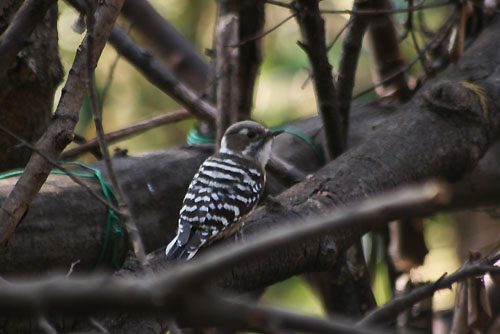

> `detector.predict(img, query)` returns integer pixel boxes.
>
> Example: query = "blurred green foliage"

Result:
[260,276,325,317]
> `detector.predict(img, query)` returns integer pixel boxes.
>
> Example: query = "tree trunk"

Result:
[0,0,63,171]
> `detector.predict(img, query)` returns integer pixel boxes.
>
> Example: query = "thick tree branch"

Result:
[1,180,500,333]
[0,0,63,171]
[0,0,125,247]
[0,276,385,334]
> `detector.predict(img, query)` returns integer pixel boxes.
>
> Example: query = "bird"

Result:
[166,120,283,260]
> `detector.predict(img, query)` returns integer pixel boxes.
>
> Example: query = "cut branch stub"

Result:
[420,80,489,125]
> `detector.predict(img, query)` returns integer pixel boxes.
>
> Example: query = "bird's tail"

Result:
[166,236,197,260]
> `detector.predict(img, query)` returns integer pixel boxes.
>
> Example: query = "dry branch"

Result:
[0,276,385,334]
[358,254,500,327]
[67,0,210,92]
[85,1,147,264]
[120,0,209,92]
[0,0,125,246]
[336,0,370,135]
[320,0,453,15]
[61,109,192,160]
[108,24,217,124]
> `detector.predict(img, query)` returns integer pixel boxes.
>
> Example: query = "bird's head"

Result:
[219,121,283,168]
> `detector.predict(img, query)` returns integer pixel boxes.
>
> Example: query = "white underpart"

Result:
[256,139,273,168]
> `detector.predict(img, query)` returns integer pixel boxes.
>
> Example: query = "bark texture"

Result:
[0,0,63,171]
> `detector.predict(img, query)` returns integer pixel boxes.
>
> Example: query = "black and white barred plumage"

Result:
[166,121,282,260]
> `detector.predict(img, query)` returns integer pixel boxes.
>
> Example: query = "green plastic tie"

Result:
[276,127,325,165]
[187,128,215,145]
[186,124,325,164]
[0,161,129,269]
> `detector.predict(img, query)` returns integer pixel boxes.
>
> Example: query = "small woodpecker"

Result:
[166,121,283,260]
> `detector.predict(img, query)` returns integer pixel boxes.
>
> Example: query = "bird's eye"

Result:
[247,131,256,139]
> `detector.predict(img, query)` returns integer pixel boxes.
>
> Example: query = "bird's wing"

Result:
[168,154,264,260]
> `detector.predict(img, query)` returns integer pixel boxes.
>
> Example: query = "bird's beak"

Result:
[267,129,284,139]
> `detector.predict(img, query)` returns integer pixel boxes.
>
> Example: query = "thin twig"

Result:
[409,19,432,75]
[66,260,81,277]
[357,253,500,326]
[327,18,353,52]
[321,0,453,15]
[85,0,147,264]
[263,0,293,9]
[229,13,297,47]
[100,22,129,107]
[61,109,192,160]
[353,6,457,100]
[0,123,121,214]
